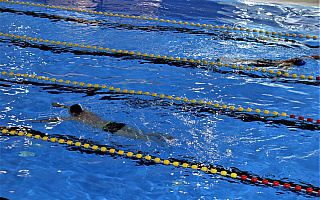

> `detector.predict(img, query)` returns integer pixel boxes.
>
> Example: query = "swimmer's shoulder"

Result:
[79,110,103,120]
[74,110,93,116]
[69,110,93,120]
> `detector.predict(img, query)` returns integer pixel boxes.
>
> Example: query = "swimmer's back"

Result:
[72,111,109,128]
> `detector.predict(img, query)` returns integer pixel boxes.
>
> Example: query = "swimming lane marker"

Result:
[0,32,318,83]
[1,0,319,40]
[1,71,320,126]
[1,127,319,196]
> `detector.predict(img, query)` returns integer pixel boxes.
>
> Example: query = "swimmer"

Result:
[218,55,320,71]
[29,103,173,144]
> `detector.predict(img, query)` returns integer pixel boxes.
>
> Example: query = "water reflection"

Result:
[42,0,163,15]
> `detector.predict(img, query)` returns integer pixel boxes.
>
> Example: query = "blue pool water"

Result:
[0,0,319,199]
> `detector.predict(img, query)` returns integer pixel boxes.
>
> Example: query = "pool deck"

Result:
[240,0,319,7]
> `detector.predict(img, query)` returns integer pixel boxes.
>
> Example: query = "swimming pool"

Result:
[0,0,319,199]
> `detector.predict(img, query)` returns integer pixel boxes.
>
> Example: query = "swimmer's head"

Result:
[293,59,306,66]
[69,104,83,116]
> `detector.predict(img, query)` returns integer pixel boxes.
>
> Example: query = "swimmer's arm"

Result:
[309,55,320,60]
[279,58,297,64]
[28,117,71,123]
[52,102,70,109]
[280,55,320,64]
[294,55,320,60]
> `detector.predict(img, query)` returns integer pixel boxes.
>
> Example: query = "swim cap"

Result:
[70,104,83,116]
[293,59,306,66]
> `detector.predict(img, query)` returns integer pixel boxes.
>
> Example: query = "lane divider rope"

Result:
[0,74,318,132]
[1,127,319,196]
[2,71,319,126]
[1,0,319,40]
[1,32,319,83]
[0,6,317,51]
